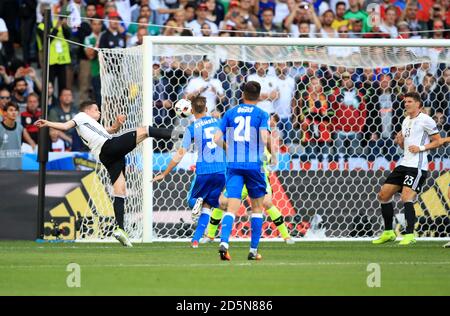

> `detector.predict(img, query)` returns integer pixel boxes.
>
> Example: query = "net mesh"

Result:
[81,42,450,241]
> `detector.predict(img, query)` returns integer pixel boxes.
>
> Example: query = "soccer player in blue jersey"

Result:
[153,96,226,248]
[214,81,275,261]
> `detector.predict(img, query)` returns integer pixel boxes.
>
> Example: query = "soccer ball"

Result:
[174,99,192,117]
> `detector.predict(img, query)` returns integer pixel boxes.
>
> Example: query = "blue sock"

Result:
[250,214,264,250]
[220,212,235,244]
[192,208,211,242]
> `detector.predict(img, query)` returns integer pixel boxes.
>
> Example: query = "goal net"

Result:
[81,37,450,242]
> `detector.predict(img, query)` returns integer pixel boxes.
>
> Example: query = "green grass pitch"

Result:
[1,241,449,296]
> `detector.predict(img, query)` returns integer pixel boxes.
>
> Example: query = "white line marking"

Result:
[1,262,450,269]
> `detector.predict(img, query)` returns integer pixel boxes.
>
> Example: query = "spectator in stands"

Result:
[151,0,182,27]
[273,62,296,144]
[200,22,213,37]
[427,2,448,34]
[15,65,42,96]
[348,18,363,38]
[184,4,197,23]
[258,8,283,36]
[379,5,399,38]
[332,1,349,30]
[47,82,57,110]
[298,77,334,160]
[19,1,37,65]
[48,88,77,146]
[373,74,401,156]
[77,3,97,102]
[131,0,149,22]
[49,127,66,152]
[344,0,370,33]
[0,102,36,170]
[184,60,224,113]
[188,3,219,36]
[127,14,160,37]
[418,73,440,114]
[37,15,71,96]
[438,68,450,129]
[320,10,338,38]
[0,88,11,118]
[99,11,127,49]
[216,59,245,111]
[205,0,225,26]
[237,0,261,30]
[0,65,11,89]
[84,17,103,106]
[247,62,279,114]
[11,78,28,113]
[284,2,322,37]
[20,93,41,143]
[129,26,148,46]
[399,1,422,38]
[274,0,295,27]
[330,71,367,159]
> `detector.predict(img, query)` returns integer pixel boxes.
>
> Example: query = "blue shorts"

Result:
[188,172,226,209]
[225,168,267,199]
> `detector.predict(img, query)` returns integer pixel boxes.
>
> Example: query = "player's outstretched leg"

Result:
[111,172,132,247]
[373,184,399,245]
[191,207,211,248]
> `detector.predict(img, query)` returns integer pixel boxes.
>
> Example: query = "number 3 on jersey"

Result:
[234,116,251,142]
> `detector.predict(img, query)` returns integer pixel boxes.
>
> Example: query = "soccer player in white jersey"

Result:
[35,100,174,247]
[373,92,442,246]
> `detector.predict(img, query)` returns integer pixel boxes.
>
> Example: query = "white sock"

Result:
[201,208,211,215]
[250,248,258,255]
[220,242,229,249]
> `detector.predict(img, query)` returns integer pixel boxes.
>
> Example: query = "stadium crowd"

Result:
[0,0,449,170]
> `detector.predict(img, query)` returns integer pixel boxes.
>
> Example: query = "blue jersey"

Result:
[220,103,270,170]
[182,116,226,175]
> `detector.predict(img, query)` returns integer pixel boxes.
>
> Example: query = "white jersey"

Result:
[399,112,439,171]
[72,112,112,158]
[273,75,296,119]
[247,73,278,114]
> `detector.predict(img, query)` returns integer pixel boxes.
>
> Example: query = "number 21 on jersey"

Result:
[234,116,251,142]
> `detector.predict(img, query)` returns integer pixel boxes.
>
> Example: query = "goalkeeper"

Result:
[35,100,174,247]
[204,115,294,244]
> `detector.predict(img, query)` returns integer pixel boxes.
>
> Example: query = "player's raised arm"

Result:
[35,119,76,131]
[153,147,187,182]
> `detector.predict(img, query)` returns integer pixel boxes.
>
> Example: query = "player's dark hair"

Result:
[79,100,97,112]
[191,96,207,114]
[404,92,422,106]
[4,101,19,112]
[243,81,261,101]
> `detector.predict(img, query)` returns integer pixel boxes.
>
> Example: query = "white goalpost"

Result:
[80,36,450,243]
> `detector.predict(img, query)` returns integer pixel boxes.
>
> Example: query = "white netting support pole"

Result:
[142,37,154,242]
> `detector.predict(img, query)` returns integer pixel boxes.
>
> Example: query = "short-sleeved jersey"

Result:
[220,103,270,170]
[182,116,226,175]
[72,112,112,158]
[399,112,439,171]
